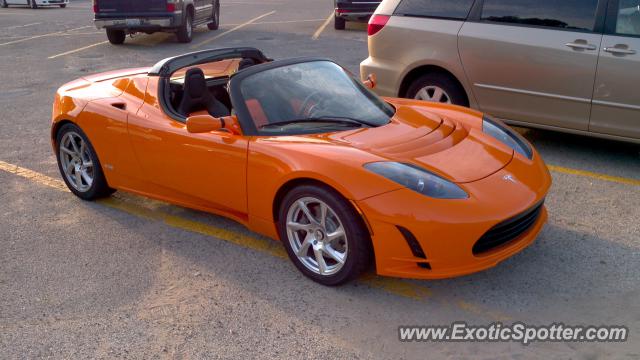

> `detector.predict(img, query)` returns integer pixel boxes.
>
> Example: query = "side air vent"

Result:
[396,226,431,269]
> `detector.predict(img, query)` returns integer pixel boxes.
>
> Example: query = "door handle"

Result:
[565,42,597,51]
[604,46,636,55]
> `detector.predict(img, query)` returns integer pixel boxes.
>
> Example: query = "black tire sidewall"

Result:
[334,16,346,30]
[406,73,469,107]
[106,29,126,44]
[55,123,111,200]
[177,13,193,42]
[207,1,220,30]
[278,185,370,286]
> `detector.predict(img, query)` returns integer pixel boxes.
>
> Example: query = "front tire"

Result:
[278,184,371,286]
[55,123,114,200]
[106,29,126,45]
[334,15,346,30]
[207,1,220,30]
[177,12,193,43]
[405,72,469,107]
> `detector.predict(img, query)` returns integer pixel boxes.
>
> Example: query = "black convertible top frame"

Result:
[148,47,271,77]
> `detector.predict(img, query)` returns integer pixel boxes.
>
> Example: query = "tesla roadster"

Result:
[51,47,551,285]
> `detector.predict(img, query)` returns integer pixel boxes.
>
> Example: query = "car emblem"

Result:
[503,174,516,183]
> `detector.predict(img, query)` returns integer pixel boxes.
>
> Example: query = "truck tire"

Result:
[177,12,194,43]
[29,0,38,9]
[207,1,220,30]
[334,15,345,30]
[1,0,8,9]
[106,29,126,45]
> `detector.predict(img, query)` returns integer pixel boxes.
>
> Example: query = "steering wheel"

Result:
[298,91,325,118]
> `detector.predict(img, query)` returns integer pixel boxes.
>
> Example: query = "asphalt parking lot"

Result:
[1,0,640,358]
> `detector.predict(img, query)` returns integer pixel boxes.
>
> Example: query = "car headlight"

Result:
[483,115,533,159]
[364,162,468,199]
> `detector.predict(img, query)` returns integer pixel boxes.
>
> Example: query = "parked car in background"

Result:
[94,0,220,44]
[334,0,382,30]
[1,0,68,8]
[361,0,640,143]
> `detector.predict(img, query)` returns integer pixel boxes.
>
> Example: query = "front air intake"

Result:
[396,226,431,269]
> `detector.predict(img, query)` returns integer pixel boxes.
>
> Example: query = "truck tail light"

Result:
[167,0,176,12]
[367,14,390,36]
[92,0,98,13]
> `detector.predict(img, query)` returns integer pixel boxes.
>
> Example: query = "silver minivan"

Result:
[361,0,640,143]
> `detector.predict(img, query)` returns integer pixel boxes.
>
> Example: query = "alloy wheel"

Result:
[59,131,94,192]
[286,197,348,276]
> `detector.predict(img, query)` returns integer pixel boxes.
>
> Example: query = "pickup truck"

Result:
[334,0,381,30]
[93,0,220,44]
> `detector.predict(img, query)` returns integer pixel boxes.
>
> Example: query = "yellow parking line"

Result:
[190,10,276,49]
[548,164,640,187]
[312,12,334,40]
[0,160,515,321]
[0,25,90,46]
[48,40,110,60]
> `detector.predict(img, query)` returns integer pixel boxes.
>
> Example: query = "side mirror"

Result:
[363,73,377,89]
[186,114,223,133]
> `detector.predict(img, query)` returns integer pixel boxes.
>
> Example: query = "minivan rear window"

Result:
[394,0,475,20]
[481,0,599,32]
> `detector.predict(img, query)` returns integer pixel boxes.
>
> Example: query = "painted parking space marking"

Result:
[312,12,334,40]
[48,40,109,59]
[0,25,90,46]
[548,164,640,187]
[190,10,276,49]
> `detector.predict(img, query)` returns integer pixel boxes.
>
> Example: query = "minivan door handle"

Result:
[604,45,636,55]
[565,41,597,51]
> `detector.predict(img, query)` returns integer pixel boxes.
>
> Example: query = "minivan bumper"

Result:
[360,56,404,97]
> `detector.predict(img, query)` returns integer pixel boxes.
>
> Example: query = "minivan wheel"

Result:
[334,15,346,30]
[406,73,469,107]
[106,29,126,44]
[278,185,371,286]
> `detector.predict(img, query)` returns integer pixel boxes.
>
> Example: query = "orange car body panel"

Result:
[51,63,551,280]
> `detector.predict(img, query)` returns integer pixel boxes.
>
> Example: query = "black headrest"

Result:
[184,68,207,98]
[238,58,256,71]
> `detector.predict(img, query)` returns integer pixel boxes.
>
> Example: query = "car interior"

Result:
[168,58,258,118]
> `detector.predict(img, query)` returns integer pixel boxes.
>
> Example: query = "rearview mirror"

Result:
[186,114,224,133]
[363,73,377,89]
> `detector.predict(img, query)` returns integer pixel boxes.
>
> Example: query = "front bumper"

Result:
[357,151,552,280]
[35,0,68,5]
[94,17,175,30]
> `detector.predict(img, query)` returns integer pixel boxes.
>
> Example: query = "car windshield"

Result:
[238,61,394,133]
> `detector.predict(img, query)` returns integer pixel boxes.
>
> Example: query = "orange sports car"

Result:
[51,47,551,286]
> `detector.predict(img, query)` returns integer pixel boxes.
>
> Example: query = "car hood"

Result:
[327,103,514,183]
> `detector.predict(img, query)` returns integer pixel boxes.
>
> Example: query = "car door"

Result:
[458,0,605,131]
[589,0,640,139]
[127,77,249,215]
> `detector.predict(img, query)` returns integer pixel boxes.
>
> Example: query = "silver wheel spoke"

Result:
[288,221,312,232]
[297,200,318,225]
[323,245,346,264]
[326,226,345,242]
[74,169,83,188]
[61,147,75,157]
[83,160,93,168]
[70,136,81,155]
[60,131,94,193]
[296,234,312,257]
[433,88,444,102]
[319,203,328,228]
[81,170,92,186]
[313,248,327,275]
[65,161,74,173]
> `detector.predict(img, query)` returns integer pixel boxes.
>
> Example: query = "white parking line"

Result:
[4,22,42,29]
[190,10,276,49]
[48,40,109,59]
[312,12,333,40]
[0,25,90,46]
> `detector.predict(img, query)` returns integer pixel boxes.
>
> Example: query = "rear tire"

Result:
[278,184,371,286]
[106,29,126,45]
[29,0,37,9]
[1,0,8,9]
[177,12,193,43]
[207,1,220,30]
[405,72,469,107]
[55,123,115,201]
[334,15,346,30]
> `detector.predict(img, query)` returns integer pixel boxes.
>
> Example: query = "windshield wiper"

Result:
[260,116,374,129]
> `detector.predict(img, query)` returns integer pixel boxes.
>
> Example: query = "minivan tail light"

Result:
[367,15,390,36]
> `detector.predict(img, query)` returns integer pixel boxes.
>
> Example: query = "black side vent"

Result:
[397,226,431,269]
